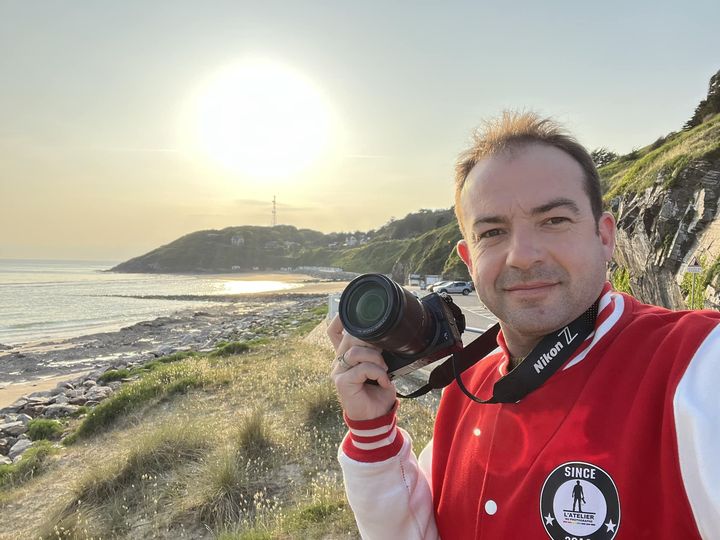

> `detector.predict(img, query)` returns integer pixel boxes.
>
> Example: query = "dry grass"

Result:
[0,307,437,539]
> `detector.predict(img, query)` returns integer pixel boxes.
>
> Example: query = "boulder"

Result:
[17,414,33,426]
[0,421,27,437]
[42,404,80,419]
[0,455,11,466]
[50,394,70,405]
[84,385,113,402]
[8,438,32,460]
[55,381,75,391]
[27,390,53,399]
[82,380,97,389]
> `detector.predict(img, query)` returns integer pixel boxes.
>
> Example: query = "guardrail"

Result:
[327,293,341,320]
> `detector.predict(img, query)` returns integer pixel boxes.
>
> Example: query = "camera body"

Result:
[338,273,466,379]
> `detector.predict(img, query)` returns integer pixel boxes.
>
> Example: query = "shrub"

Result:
[299,382,343,428]
[212,341,250,357]
[235,410,274,461]
[27,418,63,441]
[98,368,130,383]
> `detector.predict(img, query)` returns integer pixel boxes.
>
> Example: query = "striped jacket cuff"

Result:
[342,401,404,462]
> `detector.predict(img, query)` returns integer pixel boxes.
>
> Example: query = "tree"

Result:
[683,68,720,130]
[590,147,618,168]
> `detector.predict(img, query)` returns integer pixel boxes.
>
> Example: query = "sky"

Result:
[1,0,718,261]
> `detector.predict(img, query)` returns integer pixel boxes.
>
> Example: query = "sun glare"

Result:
[187,59,332,178]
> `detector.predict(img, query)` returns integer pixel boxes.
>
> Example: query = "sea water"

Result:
[0,259,298,346]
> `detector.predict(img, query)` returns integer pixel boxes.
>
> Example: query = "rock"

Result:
[42,404,80,419]
[16,414,33,426]
[107,381,122,391]
[25,396,51,405]
[21,404,48,417]
[8,438,32,460]
[0,438,10,453]
[51,394,70,405]
[55,381,75,391]
[153,345,175,357]
[0,455,11,465]
[27,390,53,398]
[68,396,88,406]
[0,421,27,437]
[84,385,113,402]
[0,343,12,351]
[82,380,97,388]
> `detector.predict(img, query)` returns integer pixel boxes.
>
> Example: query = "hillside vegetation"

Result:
[0,310,436,539]
[600,113,720,199]
[112,208,469,281]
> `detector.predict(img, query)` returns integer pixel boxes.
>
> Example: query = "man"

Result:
[329,112,720,539]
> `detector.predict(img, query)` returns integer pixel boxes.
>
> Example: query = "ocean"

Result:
[0,259,299,346]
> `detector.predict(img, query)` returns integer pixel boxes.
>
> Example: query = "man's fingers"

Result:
[334,361,393,389]
[335,344,387,373]
[327,314,344,349]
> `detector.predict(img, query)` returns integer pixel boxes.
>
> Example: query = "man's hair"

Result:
[454,111,603,234]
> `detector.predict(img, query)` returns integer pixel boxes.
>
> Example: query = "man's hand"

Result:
[328,315,397,421]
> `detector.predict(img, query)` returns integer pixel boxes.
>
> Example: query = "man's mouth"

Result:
[504,282,558,292]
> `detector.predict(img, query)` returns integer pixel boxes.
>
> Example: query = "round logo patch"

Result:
[540,461,620,540]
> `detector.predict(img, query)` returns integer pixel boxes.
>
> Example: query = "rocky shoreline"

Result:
[0,293,329,465]
[0,292,329,386]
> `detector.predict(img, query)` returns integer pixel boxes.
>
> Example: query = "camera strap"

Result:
[398,301,598,403]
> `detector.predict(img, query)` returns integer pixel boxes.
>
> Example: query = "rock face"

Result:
[611,158,720,309]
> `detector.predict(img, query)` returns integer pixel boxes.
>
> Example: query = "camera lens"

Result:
[346,282,389,328]
[339,273,435,356]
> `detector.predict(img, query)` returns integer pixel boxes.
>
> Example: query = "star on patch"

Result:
[605,519,617,533]
[544,513,555,526]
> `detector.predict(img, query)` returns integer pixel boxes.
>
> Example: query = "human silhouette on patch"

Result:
[572,480,586,512]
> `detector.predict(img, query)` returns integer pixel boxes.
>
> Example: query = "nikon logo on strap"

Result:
[533,326,580,374]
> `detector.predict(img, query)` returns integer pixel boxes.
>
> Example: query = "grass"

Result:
[680,255,720,308]
[65,359,235,443]
[40,423,210,538]
[602,113,720,199]
[0,441,56,489]
[0,304,437,539]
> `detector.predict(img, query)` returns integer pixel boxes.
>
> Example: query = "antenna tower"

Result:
[272,196,277,227]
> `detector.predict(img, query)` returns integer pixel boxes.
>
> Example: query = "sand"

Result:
[0,371,90,409]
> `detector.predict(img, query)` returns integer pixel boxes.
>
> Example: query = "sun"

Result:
[186,59,332,177]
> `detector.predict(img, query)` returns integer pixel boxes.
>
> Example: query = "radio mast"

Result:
[272,195,277,227]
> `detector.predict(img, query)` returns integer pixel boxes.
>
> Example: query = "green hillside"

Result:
[600,113,720,199]
[112,208,468,281]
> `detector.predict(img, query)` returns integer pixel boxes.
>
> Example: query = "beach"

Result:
[0,273,347,408]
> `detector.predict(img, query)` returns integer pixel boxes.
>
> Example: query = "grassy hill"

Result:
[112,208,469,281]
[600,113,720,199]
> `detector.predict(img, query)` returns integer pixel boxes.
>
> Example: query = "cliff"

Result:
[604,112,720,309]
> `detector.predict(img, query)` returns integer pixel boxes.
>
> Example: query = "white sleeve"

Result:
[338,428,439,539]
[674,323,720,539]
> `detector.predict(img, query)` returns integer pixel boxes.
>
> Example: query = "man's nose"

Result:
[505,229,544,269]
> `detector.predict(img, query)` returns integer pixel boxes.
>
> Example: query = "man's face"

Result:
[457,143,616,343]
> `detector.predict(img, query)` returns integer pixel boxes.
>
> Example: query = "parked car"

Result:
[427,280,451,292]
[435,281,474,295]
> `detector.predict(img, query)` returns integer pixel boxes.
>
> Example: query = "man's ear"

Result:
[597,211,616,262]
[457,239,473,273]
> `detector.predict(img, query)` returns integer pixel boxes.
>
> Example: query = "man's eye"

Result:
[546,216,570,225]
[478,229,503,239]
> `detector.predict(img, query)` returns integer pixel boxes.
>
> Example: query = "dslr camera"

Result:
[338,273,466,378]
